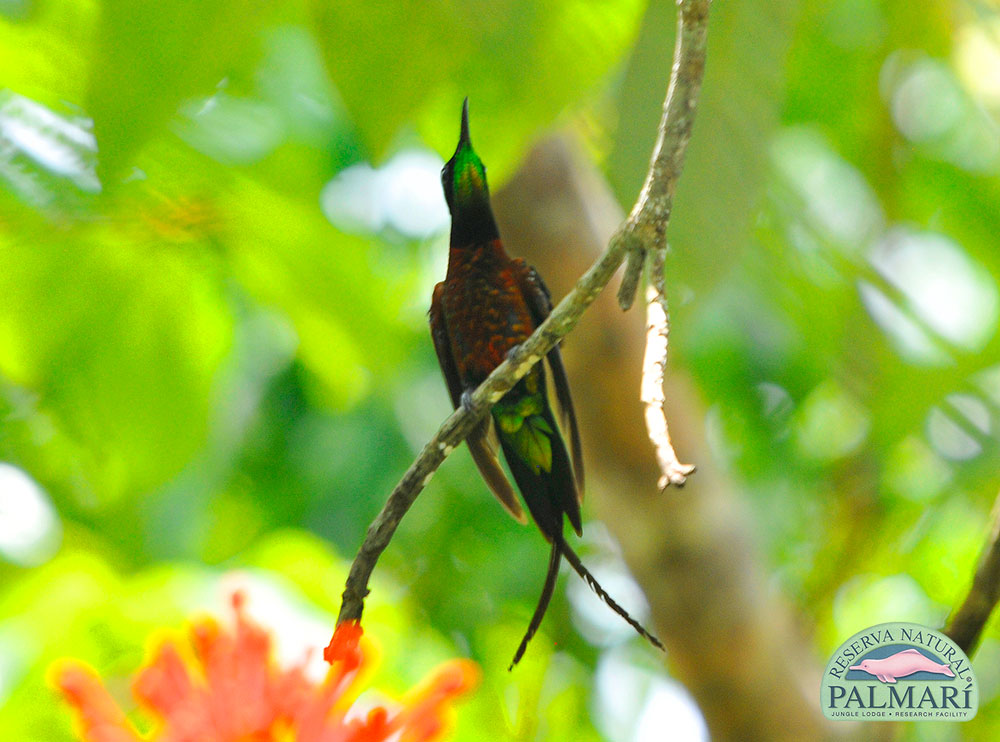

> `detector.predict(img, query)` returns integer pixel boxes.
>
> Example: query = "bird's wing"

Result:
[430,283,463,408]
[513,259,585,497]
[468,418,527,523]
[430,283,527,523]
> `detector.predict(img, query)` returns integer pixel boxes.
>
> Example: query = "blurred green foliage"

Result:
[2,0,1000,740]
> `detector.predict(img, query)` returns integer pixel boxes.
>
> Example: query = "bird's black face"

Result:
[441,158,456,211]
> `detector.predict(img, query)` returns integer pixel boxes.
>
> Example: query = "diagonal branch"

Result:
[945,487,1000,655]
[336,0,711,626]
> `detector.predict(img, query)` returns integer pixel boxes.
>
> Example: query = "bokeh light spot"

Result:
[858,281,949,365]
[793,380,869,461]
[594,647,708,742]
[926,394,990,461]
[888,58,963,143]
[772,128,884,250]
[956,23,1000,107]
[0,462,61,566]
[870,229,999,352]
[883,436,951,502]
[320,150,449,239]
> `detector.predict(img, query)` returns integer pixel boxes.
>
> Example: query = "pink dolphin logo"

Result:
[849,649,955,684]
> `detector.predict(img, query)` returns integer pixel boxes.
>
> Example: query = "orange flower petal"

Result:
[195,607,276,737]
[346,706,393,742]
[55,592,480,742]
[397,660,481,742]
[53,662,142,742]
[132,642,197,716]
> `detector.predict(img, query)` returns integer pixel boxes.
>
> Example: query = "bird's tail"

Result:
[510,537,562,670]
[559,537,665,653]
[509,534,665,670]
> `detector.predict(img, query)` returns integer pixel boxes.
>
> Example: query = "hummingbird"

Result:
[429,99,664,668]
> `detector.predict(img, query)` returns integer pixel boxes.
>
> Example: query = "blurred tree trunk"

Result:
[494,136,885,742]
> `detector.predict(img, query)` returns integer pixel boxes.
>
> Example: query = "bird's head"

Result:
[441,98,490,214]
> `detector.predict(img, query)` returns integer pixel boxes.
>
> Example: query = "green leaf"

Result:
[0,219,232,501]
[86,0,270,181]
[0,0,97,107]
[312,0,644,178]
[219,177,415,408]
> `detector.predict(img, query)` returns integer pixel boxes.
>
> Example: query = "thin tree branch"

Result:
[642,247,695,488]
[945,488,1000,655]
[617,0,710,311]
[620,0,708,488]
[336,0,711,626]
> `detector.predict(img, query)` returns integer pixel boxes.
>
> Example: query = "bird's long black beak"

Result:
[459,97,471,150]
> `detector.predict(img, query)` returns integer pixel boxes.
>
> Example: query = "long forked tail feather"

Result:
[559,537,665,652]
[509,536,665,670]
[509,538,562,670]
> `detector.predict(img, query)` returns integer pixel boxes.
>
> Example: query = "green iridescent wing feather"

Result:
[514,260,585,495]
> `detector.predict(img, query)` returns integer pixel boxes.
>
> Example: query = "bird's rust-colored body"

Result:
[437,239,533,386]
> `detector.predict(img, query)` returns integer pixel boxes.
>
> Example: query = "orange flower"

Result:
[54,593,479,742]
